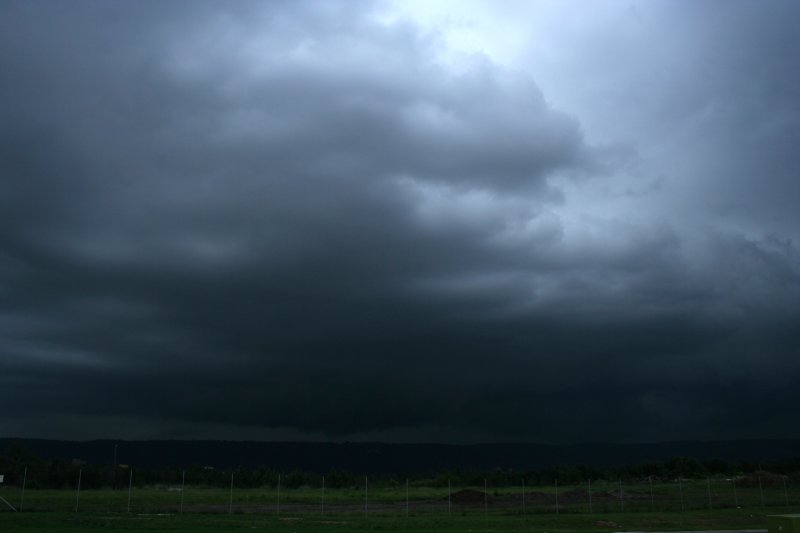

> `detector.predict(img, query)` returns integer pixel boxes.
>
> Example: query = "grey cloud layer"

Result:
[1,1,799,442]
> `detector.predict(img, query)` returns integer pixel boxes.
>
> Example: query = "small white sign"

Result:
[0,474,4,483]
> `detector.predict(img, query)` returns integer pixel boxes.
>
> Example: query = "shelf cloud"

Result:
[1,0,799,443]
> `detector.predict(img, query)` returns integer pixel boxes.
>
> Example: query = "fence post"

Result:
[321,475,325,515]
[180,471,185,514]
[555,478,559,515]
[707,477,712,509]
[229,472,234,514]
[127,469,133,513]
[522,478,526,515]
[75,468,82,513]
[784,476,789,506]
[484,479,487,517]
[588,478,592,513]
[20,466,27,512]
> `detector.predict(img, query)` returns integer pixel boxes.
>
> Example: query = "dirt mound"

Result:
[520,491,552,503]
[594,520,618,527]
[605,489,647,500]
[558,489,590,503]
[449,489,493,505]
[736,473,786,487]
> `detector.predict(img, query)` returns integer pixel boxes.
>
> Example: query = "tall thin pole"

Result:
[277,473,281,515]
[180,471,185,514]
[732,477,738,507]
[229,472,234,514]
[406,478,409,517]
[364,475,368,518]
[127,469,133,513]
[484,479,488,517]
[706,477,712,509]
[555,478,559,515]
[679,478,684,512]
[588,478,592,513]
[20,466,27,512]
[522,478,526,515]
[759,476,764,508]
[649,476,654,511]
[75,468,82,513]
[619,479,623,512]
[448,479,451,516]
[784,476,789,506]
[113,444,118,490]
[321,476,325,515]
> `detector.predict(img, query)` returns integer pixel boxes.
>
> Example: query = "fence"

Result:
[0,471,796,515]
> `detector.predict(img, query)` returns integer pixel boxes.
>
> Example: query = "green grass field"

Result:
[1,480,796,531]
[0,508,792,532]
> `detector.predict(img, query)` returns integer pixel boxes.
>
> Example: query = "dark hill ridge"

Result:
[2,438,798,472]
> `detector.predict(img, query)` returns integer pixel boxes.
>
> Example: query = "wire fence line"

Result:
[0,471,796,515]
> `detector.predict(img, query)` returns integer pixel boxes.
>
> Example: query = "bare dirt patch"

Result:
[448,489,492,505]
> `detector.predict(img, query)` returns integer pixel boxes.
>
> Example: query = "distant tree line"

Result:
[1,441,799,490]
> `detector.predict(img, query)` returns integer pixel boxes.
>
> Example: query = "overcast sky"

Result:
[1,0,799,443]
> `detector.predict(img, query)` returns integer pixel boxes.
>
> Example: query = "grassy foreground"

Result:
[0,507,791,532]
[1,481,795,531]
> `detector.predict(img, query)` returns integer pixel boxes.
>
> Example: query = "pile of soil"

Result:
[448,489,493,505]
[558,489,590,503]
[594,520,618,527]
[736,473,786,487]
[605,489,648,500]
[517,491,552,503]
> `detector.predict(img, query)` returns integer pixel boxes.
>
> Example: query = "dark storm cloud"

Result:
[1,0,799,442]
